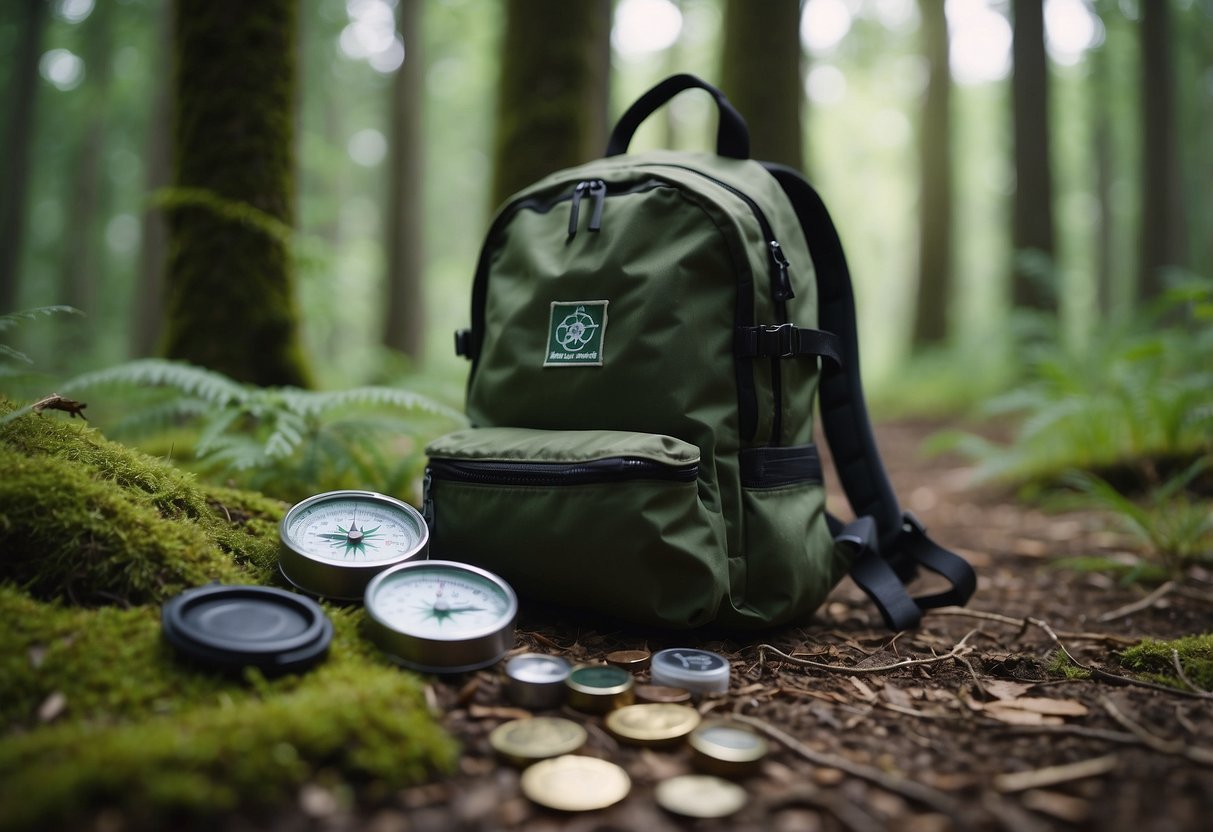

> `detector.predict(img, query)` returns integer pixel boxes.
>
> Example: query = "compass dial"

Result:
[279,491,428,600]
[364,560,517,673]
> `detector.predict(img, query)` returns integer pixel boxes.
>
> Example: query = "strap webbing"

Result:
[735,324,843,366]
[767,162,976,628]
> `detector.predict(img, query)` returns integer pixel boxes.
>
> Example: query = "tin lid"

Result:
[605,649,651,671]
[504,653,571,709]
[688,720,768,776]
[161,584,332,676]
[635,683,693,704]
[651,648,730,694]
[520,755,631,811]
[489,717,587,766]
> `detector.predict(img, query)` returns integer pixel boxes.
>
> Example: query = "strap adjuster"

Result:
[761,323,797,358]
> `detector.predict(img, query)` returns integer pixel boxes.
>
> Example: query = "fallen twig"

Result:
[1097,580,1178,623]
[755,630,977,675]
[727,712,962,820]
[768,785,886,832]
[1100,696,1213,765]
[992,754,1119,794]
[930,608,1137,645]
[1170,648,1211,696]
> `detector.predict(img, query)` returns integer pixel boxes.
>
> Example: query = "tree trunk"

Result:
[1138,0,1187,302]
[61,0,114,343]
[132,1,174,357]
[1089,15,1115,320]
[489,0,612,210]
[911,0,953,347]
[164,0,312,387]
[720,0,804,170]
[383,0,425,362]
[0,0,49,314]
[1010,0,1056,311]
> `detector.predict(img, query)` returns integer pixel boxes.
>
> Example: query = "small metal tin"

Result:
[605,703,701,746]
[635,683,693,704]
[655,774,747,818]
[688,720,769,778]
[651,647,731,695]
[504,653,571,709]
[520,755,631,812]
[489,716,587,767]
[605,649,651,671]
[564,664,635,713]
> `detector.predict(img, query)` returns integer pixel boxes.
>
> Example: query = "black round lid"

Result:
[162,584,333,676]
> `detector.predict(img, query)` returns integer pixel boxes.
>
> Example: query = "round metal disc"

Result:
[655,775,747,818]
[520,755,631,811]
[279,490,428,600]
[605,703,701,746]
[489,717,587,766]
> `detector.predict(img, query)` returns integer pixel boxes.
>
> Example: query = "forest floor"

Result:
[277,420,1211,832]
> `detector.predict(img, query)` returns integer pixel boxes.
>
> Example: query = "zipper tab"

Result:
[421,467,435,528]
[587,180,607,231]
[567,181,591,238]
[769,240,795,301]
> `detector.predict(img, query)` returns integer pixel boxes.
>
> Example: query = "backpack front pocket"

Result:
[424,427,728,628]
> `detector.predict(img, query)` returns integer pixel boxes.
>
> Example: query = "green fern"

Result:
[57,359,465,500]
[0,306,83,368]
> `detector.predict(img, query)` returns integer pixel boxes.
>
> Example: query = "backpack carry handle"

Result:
[606,73,750,159]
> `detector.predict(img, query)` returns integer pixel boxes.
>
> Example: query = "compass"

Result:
[363,560,518,673]
[279,490,428,600]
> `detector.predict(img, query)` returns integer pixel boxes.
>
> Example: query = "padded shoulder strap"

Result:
[764,162,976,629]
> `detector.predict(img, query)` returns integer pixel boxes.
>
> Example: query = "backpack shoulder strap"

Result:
[762,162,977,629]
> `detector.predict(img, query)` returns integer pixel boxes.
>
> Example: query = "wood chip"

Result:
[983,680,1034,702]
[849,677,878,702]
[468,704,533,721]
[994,754,1119,794]
[37,691,67,723]
[1020,790,1093,823]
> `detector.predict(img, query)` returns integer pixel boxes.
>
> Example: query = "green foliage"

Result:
[1119,634,1213,693]
[0,399,458,830]
[935,279,1213,487]
[0,306,83,372]
[58,359,466,502]
[1047,649,1092,680]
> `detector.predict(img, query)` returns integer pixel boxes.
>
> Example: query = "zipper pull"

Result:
[568,181,591,238]
[587,180,607,232]
[421,467,435,528]
[769,240,795,301]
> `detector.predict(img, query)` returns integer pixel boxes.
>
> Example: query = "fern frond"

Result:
[0,344,32,364]
[63,359,251,407]
[0,306,83,333]
[282,386,464,423]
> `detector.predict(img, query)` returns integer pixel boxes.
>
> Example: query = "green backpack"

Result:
[423,75,975,630]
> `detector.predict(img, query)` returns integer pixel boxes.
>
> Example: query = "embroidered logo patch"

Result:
[544,300,608,367]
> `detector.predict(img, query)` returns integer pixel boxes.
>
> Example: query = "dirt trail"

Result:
[342,421,1212,832]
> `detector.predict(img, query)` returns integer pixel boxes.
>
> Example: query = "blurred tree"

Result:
[720,0,804,169]
[489,0,611,209]
[1138,0,1187,301]
[911,0,952,347]
[0,0,49,315]
[1089,1,1115,319]
[132,2,173,357]
[1010,0,1056,311]
[164,0,311,386]
[61,0,113,343]
[383,0,425,362]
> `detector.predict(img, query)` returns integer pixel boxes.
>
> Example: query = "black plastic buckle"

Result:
[761,323,797,358]
[454,329,473,359]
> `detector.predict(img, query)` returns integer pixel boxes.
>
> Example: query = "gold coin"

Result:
[489,717,587,766]
[605,649,651,671]
[605,703,701,746]
[520,755,631,811]
[655,774,747,818]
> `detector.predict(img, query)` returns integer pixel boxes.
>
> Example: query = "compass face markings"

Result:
[286,498,420,564]
[374,569,511,639]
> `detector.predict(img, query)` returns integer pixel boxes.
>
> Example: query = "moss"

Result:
[1047,649,1092,680]
[1119,634,1213,691]
[0,404,457,828]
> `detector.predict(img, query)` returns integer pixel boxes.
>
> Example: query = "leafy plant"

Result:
[53,359,465,501]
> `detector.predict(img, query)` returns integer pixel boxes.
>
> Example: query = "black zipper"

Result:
[427,456,699,487]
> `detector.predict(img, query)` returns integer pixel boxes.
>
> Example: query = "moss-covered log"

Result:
[164,0,312,387]
[0,402,456,829]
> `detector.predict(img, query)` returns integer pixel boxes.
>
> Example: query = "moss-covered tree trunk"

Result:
[720,0,804,170]
[911,0,953,347]
[489,0,611,210]
[164,0,311,387]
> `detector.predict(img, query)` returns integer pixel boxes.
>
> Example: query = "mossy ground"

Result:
[1118,633,1213,692]
[0,401,458,830]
